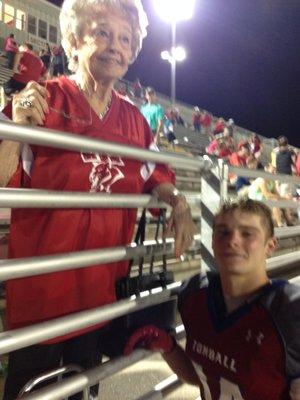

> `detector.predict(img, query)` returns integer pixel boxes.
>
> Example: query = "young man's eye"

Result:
[242,231,251,237]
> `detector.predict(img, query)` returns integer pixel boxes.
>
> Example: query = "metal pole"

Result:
[0,286,180,354]
[0,120,210,172]
[171,20,176,105]
[0,239,175,281]
[0,189,202,209]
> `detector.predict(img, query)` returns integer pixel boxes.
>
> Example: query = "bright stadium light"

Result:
[154,0,195,104]
[161,47,187,63]
[153,0,195,22]
[171,46,186,62]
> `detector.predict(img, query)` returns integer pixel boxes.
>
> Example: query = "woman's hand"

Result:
[166,194,196,258]
[12,81,49,126]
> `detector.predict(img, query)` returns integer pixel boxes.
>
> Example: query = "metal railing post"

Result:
[200,158,226,271]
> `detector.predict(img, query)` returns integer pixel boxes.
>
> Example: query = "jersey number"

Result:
[193,363,245,400]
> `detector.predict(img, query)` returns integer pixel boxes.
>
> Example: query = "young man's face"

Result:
[212,210,277,277]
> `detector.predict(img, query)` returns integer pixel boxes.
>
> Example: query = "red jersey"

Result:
[13,51,46,84]
[178,274,300,400]
[229,152,247,167]
[5,76,175,342]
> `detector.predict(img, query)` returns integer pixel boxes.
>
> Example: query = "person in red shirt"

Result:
[192,106,202,132]
[0,1,195,399]
[229,140,251,167]
[213,117,225,135]
[4,33,18,69]
[3,43,46,96]
[201,111,213,137]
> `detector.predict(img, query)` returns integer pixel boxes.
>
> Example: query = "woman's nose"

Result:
[108,34,120,52]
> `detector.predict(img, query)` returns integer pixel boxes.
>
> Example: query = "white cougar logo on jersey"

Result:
[81,153,125,193]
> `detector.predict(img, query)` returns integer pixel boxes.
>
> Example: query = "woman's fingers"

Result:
[166,202,196,258]
[12,81,49,126]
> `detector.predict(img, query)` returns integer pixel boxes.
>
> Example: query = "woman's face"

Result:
[76,8,133,84]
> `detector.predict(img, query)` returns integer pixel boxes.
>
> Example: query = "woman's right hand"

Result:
[12,81,49,126]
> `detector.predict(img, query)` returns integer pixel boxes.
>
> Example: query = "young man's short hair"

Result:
[213,199,274,239]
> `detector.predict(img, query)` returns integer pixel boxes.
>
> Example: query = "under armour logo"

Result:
[245,329,264,346]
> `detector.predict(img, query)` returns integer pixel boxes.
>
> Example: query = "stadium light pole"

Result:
[153,0,195,105]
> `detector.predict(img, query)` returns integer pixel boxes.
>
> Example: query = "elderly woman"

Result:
[1,0,195,398]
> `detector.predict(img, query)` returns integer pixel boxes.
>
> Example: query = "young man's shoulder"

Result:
[260,280,300,378]
[178,272,217,309]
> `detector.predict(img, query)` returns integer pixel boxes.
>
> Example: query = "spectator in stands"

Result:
[52,45,64,76]
[236,156,258,197]
[163,114,176,148]
[205,133,223,156]
[0,0,195,399]
[173,107,185,126]
[229,140,250,167]
[125,199,300,400]
[276,136,296,226]
[192,106,201,132]
[248,163,287,227]
[226,117,235,136]
[213,117,225,136]
[229,141,251,185]
[217,140,233,160]
[140,86,164,143]
[248,133,262,160]
[39,43,52,72]
[296,151,300,177]
[201,111,213,137]
[133,77,143,98]
[3,43,46,97]
[4,33,18,69]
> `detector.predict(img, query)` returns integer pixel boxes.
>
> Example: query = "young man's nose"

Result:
[227,230,241,246]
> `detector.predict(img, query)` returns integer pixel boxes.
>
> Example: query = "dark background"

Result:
[48,0,300,146]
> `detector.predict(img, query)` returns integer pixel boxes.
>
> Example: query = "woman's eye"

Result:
[121,35,131,45]
[95,29,109,38]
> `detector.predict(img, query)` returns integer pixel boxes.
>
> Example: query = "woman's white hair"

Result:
[60,0,148,72]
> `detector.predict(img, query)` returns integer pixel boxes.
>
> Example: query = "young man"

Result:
[125,199,300,400]
[140,87,164,143]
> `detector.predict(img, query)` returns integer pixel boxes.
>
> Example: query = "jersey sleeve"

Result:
[262,282,300,379]
[177,273,210,313]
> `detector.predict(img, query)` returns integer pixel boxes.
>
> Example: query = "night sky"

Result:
[48,0,300,146]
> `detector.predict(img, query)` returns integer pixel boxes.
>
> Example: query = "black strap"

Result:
[127,209,167,277]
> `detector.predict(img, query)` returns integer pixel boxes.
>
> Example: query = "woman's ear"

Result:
[266,236,278,257]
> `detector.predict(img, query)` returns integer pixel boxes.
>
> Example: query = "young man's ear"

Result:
[266,236,278,257]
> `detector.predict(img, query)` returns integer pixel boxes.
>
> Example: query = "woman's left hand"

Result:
[165,197,196,258]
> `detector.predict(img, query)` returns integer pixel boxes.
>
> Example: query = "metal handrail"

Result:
[0,119,212,172]
[0,189,201,209]
[228,165,300,185]
[14,324,186,400]
[18,365,89,400]
[0,248,298,356]
[275,226,300,239]
[0,236,201,281]
[267,250,300,273]
[137,374,181,400]
[17,349,150,400]
[14,268,300,400]
[0,284,180,355]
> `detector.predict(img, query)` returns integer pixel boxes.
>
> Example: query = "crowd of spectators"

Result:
[1,35,68,106]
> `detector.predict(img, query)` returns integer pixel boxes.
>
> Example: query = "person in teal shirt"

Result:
[141,87,164,143]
